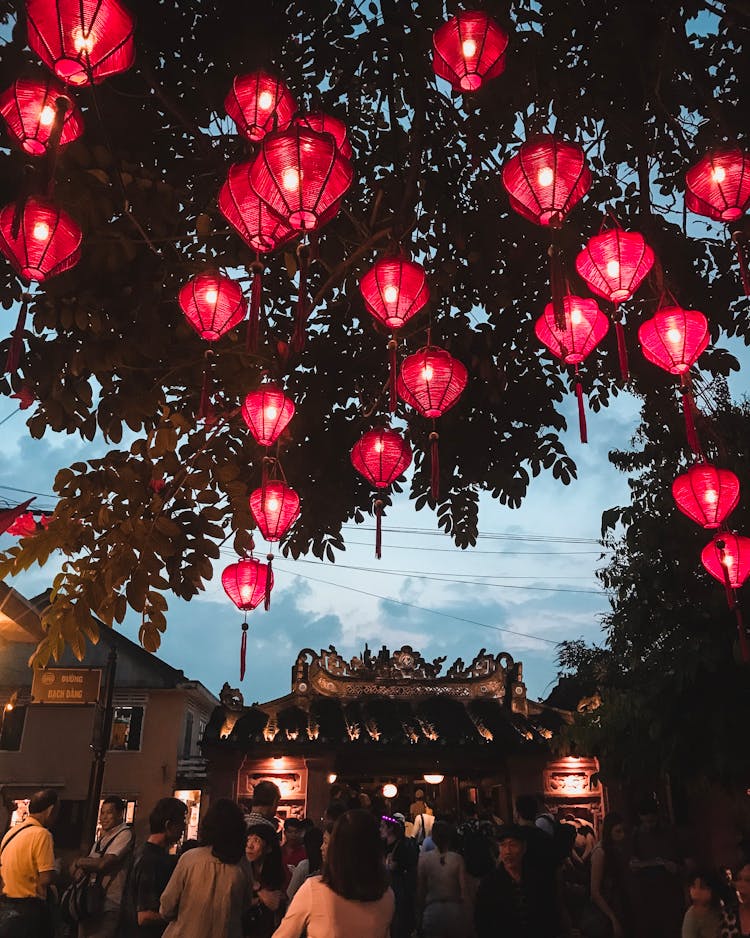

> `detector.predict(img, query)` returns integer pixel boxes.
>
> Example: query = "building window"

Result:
[110,706,143,751]
[0,705,26,751]
[182,711,194,759]
[197,719,206,752]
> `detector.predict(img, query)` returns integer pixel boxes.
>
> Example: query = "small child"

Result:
[681,870,723,938]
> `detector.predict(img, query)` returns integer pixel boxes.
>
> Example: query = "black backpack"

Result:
[60,828,132,925]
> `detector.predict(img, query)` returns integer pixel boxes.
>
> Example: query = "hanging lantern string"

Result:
[731,230,750,298]
[548,229,567,332]
[611,306,630,383]
[574,365,588,445]
[717,540,750,663]
[429,426,440,502]
[247,257,264,353]
[240,618,249,681]
[603,206,622,231]
[374,497,384,560]
[264,552,273,610]
[5,290,32,375]
[44,95,70,198]
[11,165,35,241]
[291,241,311,355]
[680,373,703,457]
[388,337,398,413]
[261,454,276,498]
[198,348,213,420]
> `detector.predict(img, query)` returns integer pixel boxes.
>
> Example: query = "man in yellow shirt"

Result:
[0,788,59,938]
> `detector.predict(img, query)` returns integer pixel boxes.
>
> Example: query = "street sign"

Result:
[31,668,102,704]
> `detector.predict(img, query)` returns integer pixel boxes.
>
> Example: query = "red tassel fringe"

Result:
[291,249,309,354]
[198,367,211,420]
[733,232,750,297]
[247,265,263,352]
[614,319,629,383]
[375,499,383,560]
[681,388,701,455]
[5,296,28,374]
[264,555,273,611]
[388,339,398,413]
[575,374,588,444]
[240,622,248,681]
[430,431,440,501]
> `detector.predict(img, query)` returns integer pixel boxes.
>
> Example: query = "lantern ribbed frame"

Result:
[638,306,709,375]
[0,196,82,282]
[351,427,412,489]
[242,385,295,447]
[432,11,508,92]
[222,557,272,611]
[397,346,468,418]
[178,271,246,342]
[534,295,609,365]
[249,480,300,542]
[218,161,296,254]
[672,463,740,530]
[359,258,430,331]
[26,0,135,86]
[701,532,750,589]
[224,71,296,143]
[575,229,655,304]
[294,111,352,159]
[249,126,353,231]
[685,149,750,223]
[0,77,83,156]
[502,135,591,227]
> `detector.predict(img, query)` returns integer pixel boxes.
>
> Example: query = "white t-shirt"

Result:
[272,875,394,938]
[87,823,133,912]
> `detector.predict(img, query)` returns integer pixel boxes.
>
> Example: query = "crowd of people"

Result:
[0,784,749,938]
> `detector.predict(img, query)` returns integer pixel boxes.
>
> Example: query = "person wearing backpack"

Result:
[0,789,59,938]
[71,796,134,938]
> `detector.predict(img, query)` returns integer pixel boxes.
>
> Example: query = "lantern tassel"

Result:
[247,263,263,353]
[264,554,273,611]
[375,499,384,560]
[732,232,750,298]
[240,621,248,681]
[575,369,588,444]
[548,237,566,332]
[388,338,398,413]
[199,368,211,420]
[44,96,70,197]
[292,244,310,355]
[430,430,440,502]
[5,293,29,374]
[681,384,701,455]
[614,318,630,383]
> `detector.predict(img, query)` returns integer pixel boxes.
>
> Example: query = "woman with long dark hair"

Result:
[243,824,286,938]
[271,810,394,938]
[582,813,632,938]
[160,799,252,938]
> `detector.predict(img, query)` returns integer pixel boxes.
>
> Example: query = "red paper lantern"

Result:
[672,463,740,529]
[398,346,467,418]
[685,148,750,223]
[701,532,750,590]
[222,557,272,611]
[249,480,300,542]
[225,71,296,142]
[502,135,591,227]
[0,196,82,282]
[351,427,412,489]
[26,0,135,86]
[294,112,352,160]
[535,295,609,364]
[0,77,83,156]
[575,229,655,304]
[638,306,709,375]
[178,271,246,342]
[242,384,295,447]
[249,126,353,231]
[218,161,296,254]
[432,11,509,92]
[360,258,430,331]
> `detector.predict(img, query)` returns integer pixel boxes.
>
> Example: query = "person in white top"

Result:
[272,810,394,938]
[416,820,469,938]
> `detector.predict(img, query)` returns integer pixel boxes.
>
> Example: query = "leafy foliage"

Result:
[0,0,747,661]
[558,391,750,785]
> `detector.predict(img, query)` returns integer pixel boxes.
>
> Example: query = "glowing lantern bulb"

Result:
[267,497,279,512]
[711,165,726,184]
[570,308,583,325]
[204,288,218,304]
[32,221,50,240]
[462,38,477,58]
[606,259,620,278]
[265,405,278,421]
[422,365,434,381]
[538,166,555,187]
[383,285,399,304]
[258,90,274,111]
[705,489,718,504]
[667,327,682,344]
[72,28,93,54]
[282,168,300,192]
[39,105,55,126]
[374,440,384,453]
